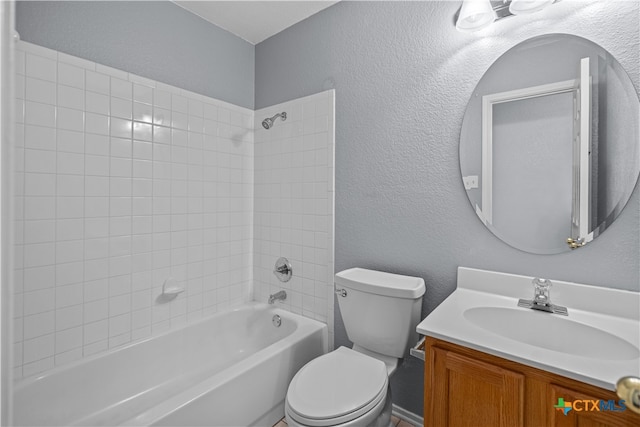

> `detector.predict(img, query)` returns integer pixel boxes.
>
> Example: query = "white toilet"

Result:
[285,268,425,427]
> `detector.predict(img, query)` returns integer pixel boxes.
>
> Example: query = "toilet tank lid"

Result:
[335,268,425,299]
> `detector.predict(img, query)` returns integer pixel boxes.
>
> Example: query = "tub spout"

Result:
[268,290,287,304]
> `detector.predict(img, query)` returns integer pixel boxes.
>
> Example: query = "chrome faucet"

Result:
[517,278,568,316]
[268,290,287,304]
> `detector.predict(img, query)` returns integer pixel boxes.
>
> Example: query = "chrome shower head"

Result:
[262,112,287,129]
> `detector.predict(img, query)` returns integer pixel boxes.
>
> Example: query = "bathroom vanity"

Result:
[442,31,640,427]
[416,268,640,427]
[421,337,640,427]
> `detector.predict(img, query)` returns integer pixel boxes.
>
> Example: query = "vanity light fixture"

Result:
[509,0,555,15]
[456,0,557,32]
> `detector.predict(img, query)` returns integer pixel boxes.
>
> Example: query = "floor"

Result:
[273,415,419,427]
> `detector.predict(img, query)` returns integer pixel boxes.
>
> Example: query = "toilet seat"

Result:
[285,347,388,426]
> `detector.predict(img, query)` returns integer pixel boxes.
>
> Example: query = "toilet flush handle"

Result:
[335,288,347,297]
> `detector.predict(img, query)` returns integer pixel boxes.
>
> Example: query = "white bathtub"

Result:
[13,303,327,427]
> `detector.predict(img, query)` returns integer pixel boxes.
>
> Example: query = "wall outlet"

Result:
[463,175,478,190]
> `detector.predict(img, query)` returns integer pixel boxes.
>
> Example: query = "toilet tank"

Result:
[335,268,425,358]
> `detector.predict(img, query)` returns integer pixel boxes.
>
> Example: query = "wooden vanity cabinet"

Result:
[423,337,640,427]
[428,344,524,427]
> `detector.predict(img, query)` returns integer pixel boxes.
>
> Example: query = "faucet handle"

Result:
[518,277,568,315]
[532,277,552,305]
[273,257,293,282]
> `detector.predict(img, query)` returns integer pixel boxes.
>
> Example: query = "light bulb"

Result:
[456,0,496,32]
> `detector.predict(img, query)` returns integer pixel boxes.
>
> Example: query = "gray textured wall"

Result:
[255,0,639,415]
[16,1,255,109]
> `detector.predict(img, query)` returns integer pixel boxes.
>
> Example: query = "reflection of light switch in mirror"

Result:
[463,175,479,190]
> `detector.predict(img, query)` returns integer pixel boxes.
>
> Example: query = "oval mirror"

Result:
[460,34,640,254]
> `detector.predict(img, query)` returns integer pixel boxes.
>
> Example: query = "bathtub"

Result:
[13,303,327,427]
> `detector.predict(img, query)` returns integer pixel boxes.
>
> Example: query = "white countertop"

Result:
[416,267,640,391]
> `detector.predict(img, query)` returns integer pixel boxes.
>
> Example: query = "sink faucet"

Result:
[268,290,287,304]
[518,278,568,316]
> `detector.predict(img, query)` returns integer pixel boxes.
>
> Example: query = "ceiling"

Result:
[174,1,339,45]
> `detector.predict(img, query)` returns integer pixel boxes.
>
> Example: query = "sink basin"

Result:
[463,307,640,361]
[417,268,640,390]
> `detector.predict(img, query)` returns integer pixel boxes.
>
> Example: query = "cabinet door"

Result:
[427,347,524,427]
[550,384,638,427]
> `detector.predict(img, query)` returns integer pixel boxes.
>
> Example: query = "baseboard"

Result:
[392,404,423,426]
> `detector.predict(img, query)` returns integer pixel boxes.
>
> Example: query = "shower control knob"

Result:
[273,257,292,282]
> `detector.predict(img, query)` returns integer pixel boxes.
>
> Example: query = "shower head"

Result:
[262,112,287,129]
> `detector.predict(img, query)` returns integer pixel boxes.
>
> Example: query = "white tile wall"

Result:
[12,42,335,380]
[13,42,254,378]
[253,91,336,346]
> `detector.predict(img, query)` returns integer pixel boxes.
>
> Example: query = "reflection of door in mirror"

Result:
[493,90,573,253]
[574,57,591,247]
[480,59,591,253]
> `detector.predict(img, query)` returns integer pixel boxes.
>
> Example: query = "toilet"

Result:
[285,268,425,427]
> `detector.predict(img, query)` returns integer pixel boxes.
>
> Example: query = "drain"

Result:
[272,314,282,327]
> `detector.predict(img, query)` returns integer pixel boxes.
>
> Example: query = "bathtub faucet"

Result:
[268,290,287,304]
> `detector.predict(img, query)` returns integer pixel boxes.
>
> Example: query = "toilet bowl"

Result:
[285,268,425,427]
[285,347,392,427]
